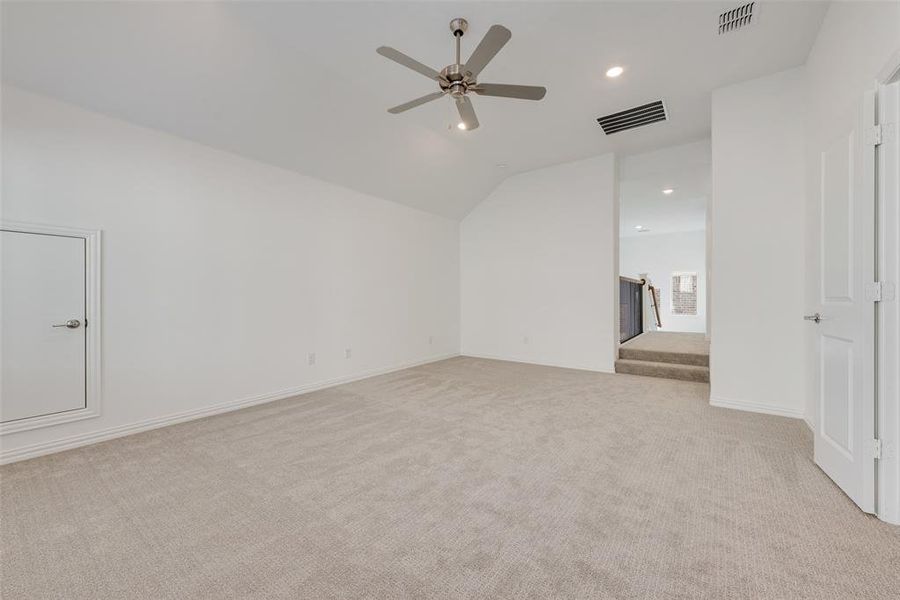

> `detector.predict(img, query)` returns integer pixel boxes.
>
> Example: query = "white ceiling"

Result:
[1,1,828,218]
[619,139,710,238]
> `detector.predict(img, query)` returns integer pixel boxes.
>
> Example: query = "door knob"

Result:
[803,313,821,324]
[52,319,81,329]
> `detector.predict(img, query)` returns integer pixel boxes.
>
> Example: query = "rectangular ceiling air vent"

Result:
[596,100,667,135]
[719,2,756,35]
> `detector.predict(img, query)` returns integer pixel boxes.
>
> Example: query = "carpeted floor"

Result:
[620,331,709,357]
[617,332,710,382]
[2,357,898,599]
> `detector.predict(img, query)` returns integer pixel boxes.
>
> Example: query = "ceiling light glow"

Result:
[662,188,674,195]
[606,66,624,78]
[457,122,467,130]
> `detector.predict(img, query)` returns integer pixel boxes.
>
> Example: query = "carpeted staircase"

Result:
[615,332,709,383]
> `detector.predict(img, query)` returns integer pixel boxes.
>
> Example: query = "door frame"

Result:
[876,53,900,525]
[0,221,102,434]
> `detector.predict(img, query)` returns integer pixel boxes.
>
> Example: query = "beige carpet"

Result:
[2,357,898,599]
[617,332,710,382]
[620,331,710,358]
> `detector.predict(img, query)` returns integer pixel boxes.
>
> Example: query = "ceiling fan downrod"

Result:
[450,17,468,65]
[443,18,471,99]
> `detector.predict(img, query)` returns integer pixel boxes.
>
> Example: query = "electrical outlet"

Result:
[345,348,352,359]
[307,352,316,366]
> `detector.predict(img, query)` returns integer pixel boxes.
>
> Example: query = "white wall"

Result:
[460,154,618,372]
[710,67,807,418]
[620,230,706,333]
[0,86,460,462]
[802,1,900,524]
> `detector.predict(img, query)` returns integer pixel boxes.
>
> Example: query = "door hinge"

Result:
[864,282,896,302]
[874,439,882,460]
[865,282,883,302]
[869,124,883,146]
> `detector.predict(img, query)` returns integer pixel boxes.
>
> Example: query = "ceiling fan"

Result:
[376,18,547,131]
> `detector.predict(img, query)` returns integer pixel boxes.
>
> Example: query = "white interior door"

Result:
[812,91,876,512]
[1,230,87,423]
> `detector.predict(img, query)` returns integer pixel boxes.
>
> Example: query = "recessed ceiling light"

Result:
[606,66,624,78]
[635,225,644,230]
[496,163,507,168]
[457,122,467,130]
[662,188,674,195]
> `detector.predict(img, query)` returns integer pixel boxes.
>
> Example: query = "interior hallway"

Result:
[2,357,898,599]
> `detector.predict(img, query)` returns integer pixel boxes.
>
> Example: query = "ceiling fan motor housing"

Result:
[440,64,474,97]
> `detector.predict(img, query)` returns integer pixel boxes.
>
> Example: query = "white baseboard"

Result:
[709,396,805,420]
[0,353,459,465]
[460,352,615,374]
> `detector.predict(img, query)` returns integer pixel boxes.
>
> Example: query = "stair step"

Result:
[618,347,709,367]
[615,358,710,383]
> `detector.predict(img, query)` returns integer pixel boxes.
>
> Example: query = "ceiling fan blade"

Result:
[472,83,547,101]
[463,25,511,77]
[376,46,442,81]
[455,96,479,131]
[387,91,447,114]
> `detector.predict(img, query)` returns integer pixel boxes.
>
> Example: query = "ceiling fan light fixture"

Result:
[377,18,547,130]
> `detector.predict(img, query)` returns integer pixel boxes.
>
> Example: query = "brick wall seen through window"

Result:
[671,272,698,316]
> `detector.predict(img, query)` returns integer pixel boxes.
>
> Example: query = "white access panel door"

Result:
[813,91,876,513]
[1,230,87,423]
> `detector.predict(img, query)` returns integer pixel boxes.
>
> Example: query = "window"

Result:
[671,272,698,315]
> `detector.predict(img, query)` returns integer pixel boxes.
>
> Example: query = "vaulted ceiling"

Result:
[1,1,828,218]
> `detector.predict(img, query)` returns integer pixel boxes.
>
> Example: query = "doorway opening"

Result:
[615,140,711,382]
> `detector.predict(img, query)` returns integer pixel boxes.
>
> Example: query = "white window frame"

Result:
[1,221,102,434]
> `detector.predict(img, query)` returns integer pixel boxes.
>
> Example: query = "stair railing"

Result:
[642,279,662,328]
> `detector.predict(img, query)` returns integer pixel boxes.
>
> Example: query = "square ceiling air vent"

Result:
[719,2,756,35]
[596,101,667,135]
